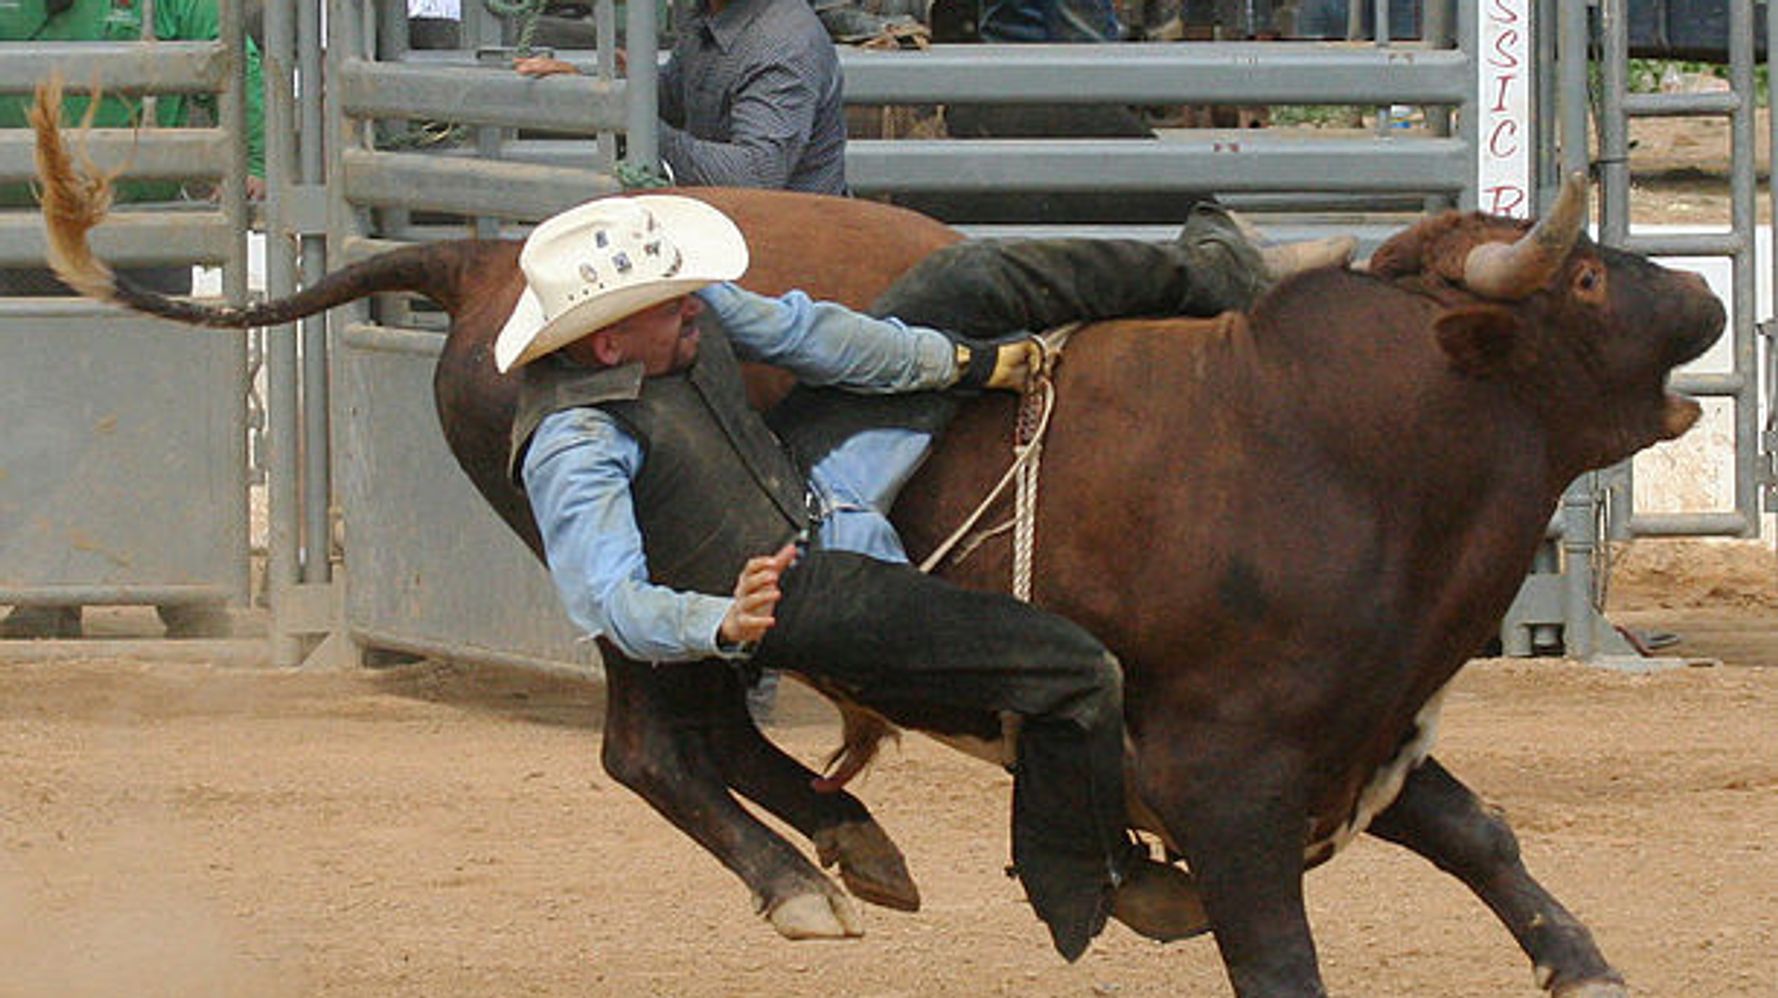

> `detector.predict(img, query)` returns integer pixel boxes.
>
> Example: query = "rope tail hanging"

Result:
[920,323,1078,602]
[1009,378,1050,602]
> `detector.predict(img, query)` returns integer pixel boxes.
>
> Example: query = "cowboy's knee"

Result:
[1059,650,1125,730]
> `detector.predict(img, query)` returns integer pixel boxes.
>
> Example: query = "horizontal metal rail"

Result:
[0,129,231,182]
[338,147,620,217]
[0,210,235,268]
[1620,231,1752,257]
[341,320,446,358]
[0,584,232,603]
[837,41,1474,105]
[335,57,627,133]
[846,135,1470,195]
[1620,91,1742,117]
[1670,371,1749,395]
[1627,511,1755,536]
[0,41,228,93]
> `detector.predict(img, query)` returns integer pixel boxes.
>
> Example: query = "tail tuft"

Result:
[30,74,122,303]
[813,701,898,793]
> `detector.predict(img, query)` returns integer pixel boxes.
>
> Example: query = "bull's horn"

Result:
[1462,171,1587,300]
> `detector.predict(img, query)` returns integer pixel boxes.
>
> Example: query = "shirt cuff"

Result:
[688,594,752,661]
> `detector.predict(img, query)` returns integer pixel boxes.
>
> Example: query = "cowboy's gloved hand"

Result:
[955,338,1043,393]
[987,339,1043,392]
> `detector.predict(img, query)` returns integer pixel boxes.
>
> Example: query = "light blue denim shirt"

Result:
[522,282,956,662]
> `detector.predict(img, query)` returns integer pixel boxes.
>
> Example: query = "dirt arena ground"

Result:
[4,110,1773,998]
[2,536,1776,998]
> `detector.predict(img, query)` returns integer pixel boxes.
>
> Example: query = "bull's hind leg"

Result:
[1366,756,1626,997]
[702,694,920,911]
[600,657,863,939]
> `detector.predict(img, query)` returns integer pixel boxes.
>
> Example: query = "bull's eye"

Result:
[1574,263,1606,302]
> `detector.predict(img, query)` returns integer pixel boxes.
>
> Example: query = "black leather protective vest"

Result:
[509,321,809,596]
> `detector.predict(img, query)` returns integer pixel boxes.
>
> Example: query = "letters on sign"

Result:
[1476,0,1531,218]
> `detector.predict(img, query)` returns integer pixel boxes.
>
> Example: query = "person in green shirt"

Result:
[1,0,265,639]
[1,0,266,204]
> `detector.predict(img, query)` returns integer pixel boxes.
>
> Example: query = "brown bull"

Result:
[34,78,1724,997]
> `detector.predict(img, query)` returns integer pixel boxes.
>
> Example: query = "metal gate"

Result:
[148,0,1767,669]
[1497,0,1770,662]
[287,0,1507,670]
[6,1,1767,666]
[0,2,255,640]
[268,0,663,669]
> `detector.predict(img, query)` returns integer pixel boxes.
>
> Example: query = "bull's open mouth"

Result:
[1661,392,1704,439]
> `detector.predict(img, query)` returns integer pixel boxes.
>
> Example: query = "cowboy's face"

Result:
[569,294,705,375]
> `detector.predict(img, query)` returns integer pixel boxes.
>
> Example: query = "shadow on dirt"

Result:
[363,656,847,734]
[364,658,607,732]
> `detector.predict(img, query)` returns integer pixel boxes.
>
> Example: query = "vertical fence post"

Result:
[264,0,301,666]
[625,0,659,173]
[301,0,332,589]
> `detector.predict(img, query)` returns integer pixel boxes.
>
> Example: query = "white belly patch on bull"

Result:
[1304,682,1452,866]
[832,680,1450,874]
[922,712,1022,770]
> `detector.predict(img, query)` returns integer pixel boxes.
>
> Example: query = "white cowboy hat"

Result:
[494,195,750,373]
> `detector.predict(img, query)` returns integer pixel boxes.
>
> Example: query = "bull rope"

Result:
[919,323,1080,601]
[482,0,550,55]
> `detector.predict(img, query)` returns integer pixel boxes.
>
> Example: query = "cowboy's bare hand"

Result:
[514,56,578,78]
[985,339,1043,393]
[719,543,797,647]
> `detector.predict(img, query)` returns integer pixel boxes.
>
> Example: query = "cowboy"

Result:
[497,194,1350,959]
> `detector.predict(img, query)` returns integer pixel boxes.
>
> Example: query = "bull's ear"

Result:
[1434,305,1535,376]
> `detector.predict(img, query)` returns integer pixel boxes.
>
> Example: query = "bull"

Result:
[33,78,1724,997]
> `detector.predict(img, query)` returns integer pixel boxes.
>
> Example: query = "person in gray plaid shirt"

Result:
[516,0,848,195]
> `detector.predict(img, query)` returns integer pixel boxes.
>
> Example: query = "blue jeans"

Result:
[979,0,1121,42]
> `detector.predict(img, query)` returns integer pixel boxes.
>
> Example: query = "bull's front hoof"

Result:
[813,821,921,912]
[1110,856,1211,943]
[1551,980,1628,998]
[766,890,865,940]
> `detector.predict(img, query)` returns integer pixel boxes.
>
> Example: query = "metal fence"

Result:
[6,0,1767,668]
[294,0,1500,671]
[1495,0,1767,661]
[0,1,254,637]
[289,0,663,670]
[236,0,1778,669]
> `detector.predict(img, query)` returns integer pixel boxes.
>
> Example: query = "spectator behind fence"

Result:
[0,0,266,640]
[514,0,848,195]
[408,0,462,50]
[979,0,1121,41]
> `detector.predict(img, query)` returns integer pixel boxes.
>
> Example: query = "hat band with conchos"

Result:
[494,195,750,373]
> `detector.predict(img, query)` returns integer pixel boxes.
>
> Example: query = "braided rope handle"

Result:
[919,324,1076,580]
[482,0,550,55]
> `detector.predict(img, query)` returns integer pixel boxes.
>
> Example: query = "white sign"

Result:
[1476,0,1532,218]
[408,0,462,18]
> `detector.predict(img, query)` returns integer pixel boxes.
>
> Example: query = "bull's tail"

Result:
[812,699,899,793]
[30,76,511,329]
[31,75,120,303]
